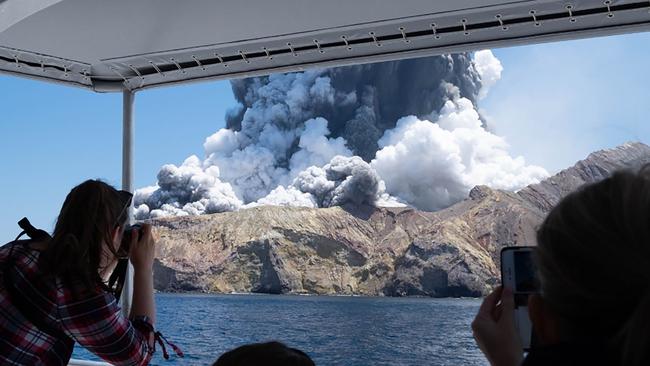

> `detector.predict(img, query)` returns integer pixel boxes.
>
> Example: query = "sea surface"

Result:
[73,293,487,366]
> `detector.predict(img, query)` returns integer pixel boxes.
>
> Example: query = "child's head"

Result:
[213,341,315,366]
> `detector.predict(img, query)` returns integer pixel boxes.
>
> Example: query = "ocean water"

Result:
[73,294,487,366]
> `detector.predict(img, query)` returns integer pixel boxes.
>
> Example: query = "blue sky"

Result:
[481,31,650,173]
[1,31,649,243]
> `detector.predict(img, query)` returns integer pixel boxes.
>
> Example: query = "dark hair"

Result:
[535,166,650,365]
[213,341,315,366]
[39,180,131,293]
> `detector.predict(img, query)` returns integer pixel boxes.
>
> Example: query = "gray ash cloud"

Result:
[135,51,547,218]
[226,54,481,161]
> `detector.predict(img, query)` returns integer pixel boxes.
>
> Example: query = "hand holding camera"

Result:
[472,286,522,366]
[472,246,540,366]
[122,224,156,271]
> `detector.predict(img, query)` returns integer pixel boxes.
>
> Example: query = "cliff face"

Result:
[151,142,650,297]
[153,206,439,295]
[386,186,544,297]
[518,142,650,212]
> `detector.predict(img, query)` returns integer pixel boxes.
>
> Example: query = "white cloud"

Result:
[473,50,503,99]
[289,117,353,176]
[246,186,318,208]
[372,96,548,211]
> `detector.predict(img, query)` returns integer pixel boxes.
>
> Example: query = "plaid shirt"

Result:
[0,241,153,366]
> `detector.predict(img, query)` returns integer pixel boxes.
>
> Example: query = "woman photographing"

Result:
[0,179,156,365]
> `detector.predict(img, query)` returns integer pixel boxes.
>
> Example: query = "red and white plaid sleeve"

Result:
[57,289,153,366]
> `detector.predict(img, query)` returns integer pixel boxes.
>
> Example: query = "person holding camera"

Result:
[0,179,157,365]
[472,167,650,366]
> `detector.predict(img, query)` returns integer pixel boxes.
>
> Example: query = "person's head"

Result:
[529,166,650,365]
[40,179,132,291]
[212,341,315,366]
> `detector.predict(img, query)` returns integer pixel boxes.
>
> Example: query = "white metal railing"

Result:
[68,360,112,366]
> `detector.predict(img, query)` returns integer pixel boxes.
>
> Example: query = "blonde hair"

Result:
[536,166,650,365]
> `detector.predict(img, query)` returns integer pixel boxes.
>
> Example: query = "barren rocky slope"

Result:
[518,142,650,211]
[151,142,650,297]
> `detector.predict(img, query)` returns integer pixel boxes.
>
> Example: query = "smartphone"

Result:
[500,246,540,351]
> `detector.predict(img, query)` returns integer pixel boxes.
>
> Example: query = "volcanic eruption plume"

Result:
[134,51,547,219]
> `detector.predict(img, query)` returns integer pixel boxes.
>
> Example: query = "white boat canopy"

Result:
[2,0,650,92]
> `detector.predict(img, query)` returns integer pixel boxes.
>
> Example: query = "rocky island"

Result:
[151,142,650,297]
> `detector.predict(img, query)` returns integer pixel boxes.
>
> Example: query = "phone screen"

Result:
[514,251,538,293]
[501,247,539,351]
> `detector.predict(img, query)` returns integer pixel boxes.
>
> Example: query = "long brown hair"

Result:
[40,180,131,293]
[536,166,650,365]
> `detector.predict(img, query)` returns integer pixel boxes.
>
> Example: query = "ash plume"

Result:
[226,53,482,162]
[135,50,547,218]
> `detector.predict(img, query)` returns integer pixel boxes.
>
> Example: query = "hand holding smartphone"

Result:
[500,246,540,351]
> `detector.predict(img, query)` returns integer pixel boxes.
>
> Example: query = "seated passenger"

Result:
[472,167,650,366]
[0,180,157,365]
[213,341,315,366]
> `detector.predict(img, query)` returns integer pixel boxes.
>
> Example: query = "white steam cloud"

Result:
[473,50,503,99]
[248,155,391,209]
[200,71,348,203]
[135,50,547,218]
[371,86,547,211]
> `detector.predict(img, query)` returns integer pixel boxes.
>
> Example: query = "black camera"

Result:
[110,224,141,300]
[118,224,142,258]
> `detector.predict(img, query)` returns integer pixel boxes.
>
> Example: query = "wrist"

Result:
[132,261,153,272]
[491,353,523,366]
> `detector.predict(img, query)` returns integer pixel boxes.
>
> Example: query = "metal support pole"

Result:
[120,90,135,315]
[122,92,134,193]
